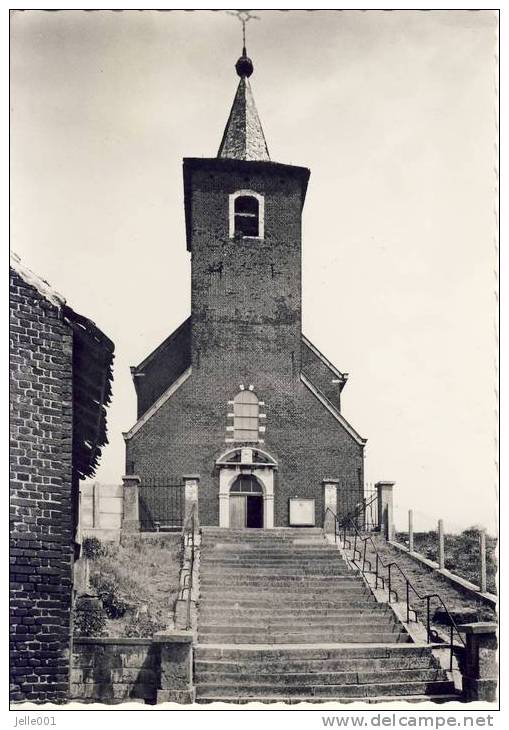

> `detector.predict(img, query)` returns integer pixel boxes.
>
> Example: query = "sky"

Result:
[10,9,499,533]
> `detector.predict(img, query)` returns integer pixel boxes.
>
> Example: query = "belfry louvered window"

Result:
[233,390,259,441]
[229,190,264,239]
[234,195,259,237]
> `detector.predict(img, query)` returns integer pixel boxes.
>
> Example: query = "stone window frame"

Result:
[229,190,265,240]
[225,384,266,444]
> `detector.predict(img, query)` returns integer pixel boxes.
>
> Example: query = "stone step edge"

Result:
[196,642,436,650]
[193,693,459,705]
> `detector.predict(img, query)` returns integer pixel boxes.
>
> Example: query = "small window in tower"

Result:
[233,390,259,442]
[229,190,265,239]
[234,196,259,237]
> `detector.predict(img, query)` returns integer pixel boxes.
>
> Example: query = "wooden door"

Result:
[229,495,246,528]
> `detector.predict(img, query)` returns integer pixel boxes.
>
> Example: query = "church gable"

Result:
[131,317,191,418]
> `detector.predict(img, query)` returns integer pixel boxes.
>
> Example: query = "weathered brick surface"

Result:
[10,269,74,703]
[126,159,365,525]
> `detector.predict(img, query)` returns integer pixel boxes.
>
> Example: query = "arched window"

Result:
[233,390,259,441]
[230,475,263,494]
[229,191,264,239]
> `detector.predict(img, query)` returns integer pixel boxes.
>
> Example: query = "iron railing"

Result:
[342,490,378,532]
[138,479,184,531]
[326,507,465,670]
[178,504,197,630]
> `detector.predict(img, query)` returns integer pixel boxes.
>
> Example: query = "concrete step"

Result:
[199,607,391,620]
[198,632,411,645]
[194,644,437,661]
[195,693,459,705]
[198,619,401,634]
[200,584,367,596]
[195,668,447,687]
[195,679,455,699]
[195,654,438,673]
[200,599,377,611]
[200,576,361,586]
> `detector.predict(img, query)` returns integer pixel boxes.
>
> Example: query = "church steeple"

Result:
[217,49,270,162]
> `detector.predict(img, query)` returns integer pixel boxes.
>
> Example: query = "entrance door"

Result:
[246,495,263,528]
[229,495,246,528]
[229,475,264,528]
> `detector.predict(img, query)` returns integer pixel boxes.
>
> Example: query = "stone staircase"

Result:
[195,528,458,703]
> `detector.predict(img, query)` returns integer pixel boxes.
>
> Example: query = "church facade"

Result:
[123,50,366,529]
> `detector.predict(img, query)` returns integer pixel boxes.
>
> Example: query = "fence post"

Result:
[92,482,101,529]
[438,519,445,570]
[121,475,140,532]
[376,481,395,540]
[322,478,339,534]
[183,475,200,527]
[408,509,414,553]
[480,528,487,593]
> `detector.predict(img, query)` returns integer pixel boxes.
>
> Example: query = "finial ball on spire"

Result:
[236,54,254,78]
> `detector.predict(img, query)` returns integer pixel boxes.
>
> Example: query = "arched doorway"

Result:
[229,475,264,528]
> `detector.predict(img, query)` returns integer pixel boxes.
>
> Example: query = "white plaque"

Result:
[289,498,315,526]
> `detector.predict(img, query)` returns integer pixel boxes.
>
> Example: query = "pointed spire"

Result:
[217,50,270,162]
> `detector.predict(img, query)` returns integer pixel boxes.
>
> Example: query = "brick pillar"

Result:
[458,623,498,701]
[122,475,140,532]
[322,479,339,534]
[183,475,199,526]
[376,481,395,540]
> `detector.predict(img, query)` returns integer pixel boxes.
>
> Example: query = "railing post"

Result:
[322,479,339,534]
[388,564,392,602]
[408,509,414,553]
[406,580,410,623]
[376,481,395,540]
[121,475,140,533]
[438,519,445,570]
[426,596,431,642]
[480,528,487,593]
[375,553,379,589]
[183,474,200,528]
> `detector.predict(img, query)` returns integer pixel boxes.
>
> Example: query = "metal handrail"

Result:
[178,504,197,630]
[325,507,465,670]
[337,492,378,531]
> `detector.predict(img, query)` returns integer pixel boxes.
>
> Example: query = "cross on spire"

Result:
[226,9,260,55]
[217,10,270,161]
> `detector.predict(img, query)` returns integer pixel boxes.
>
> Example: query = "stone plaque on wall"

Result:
[289,498,315,526]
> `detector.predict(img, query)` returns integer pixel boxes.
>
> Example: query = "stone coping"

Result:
[458,622,498,635]
[389,540,497,609]
[74,637,153,645]
[153,631,193,644]
[74,631,193,646]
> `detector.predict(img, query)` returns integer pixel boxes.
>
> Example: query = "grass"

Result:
[86,534,183,638]
[395,528,497,595]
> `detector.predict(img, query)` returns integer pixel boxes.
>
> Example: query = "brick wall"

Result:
[10,268,75,703]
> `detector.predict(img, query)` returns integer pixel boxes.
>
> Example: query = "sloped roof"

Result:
[10,252,114,479]
[217,75,270,161]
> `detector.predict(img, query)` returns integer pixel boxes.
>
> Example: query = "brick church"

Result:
[124,48,366,529]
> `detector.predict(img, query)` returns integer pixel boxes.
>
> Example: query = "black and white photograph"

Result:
[9,6,500,715]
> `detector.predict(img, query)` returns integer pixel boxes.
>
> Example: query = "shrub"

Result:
[73,596,107,637]
[90,573,131,618]
[81,536,106,560]
[124,609,164,638]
